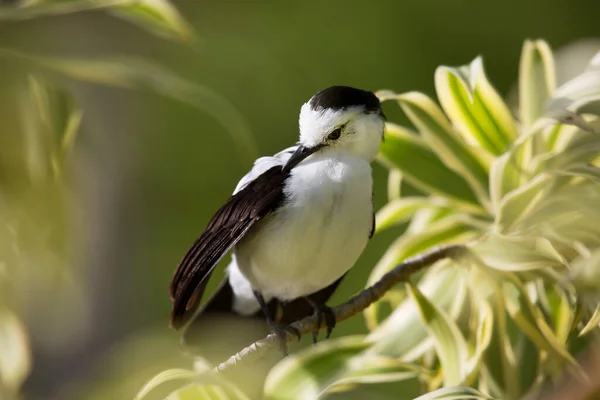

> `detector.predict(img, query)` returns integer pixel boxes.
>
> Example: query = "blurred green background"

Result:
[1,0,600,399]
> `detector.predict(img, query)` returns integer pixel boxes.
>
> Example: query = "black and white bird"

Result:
[169,86,386,354]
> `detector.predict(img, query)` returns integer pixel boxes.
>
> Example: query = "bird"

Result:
[169,86,386,355]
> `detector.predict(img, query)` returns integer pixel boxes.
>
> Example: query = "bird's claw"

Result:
[268,323,301,356]
[312,304,336,344]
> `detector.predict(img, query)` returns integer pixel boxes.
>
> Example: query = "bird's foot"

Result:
[311,304,336,344]
[268,322,301,356]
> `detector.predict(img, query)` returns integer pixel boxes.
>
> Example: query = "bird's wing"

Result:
[369,192,375,239]
[232,145,297,193]
[169,164,290,329]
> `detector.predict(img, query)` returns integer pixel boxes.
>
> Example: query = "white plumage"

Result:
[227,103,384,315]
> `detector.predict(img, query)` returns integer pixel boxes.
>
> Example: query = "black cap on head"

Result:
[309,86,384,117]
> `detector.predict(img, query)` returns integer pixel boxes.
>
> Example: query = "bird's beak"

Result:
[283,144,324,172]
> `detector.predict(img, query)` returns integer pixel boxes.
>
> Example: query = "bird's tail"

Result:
[180,274,275,353]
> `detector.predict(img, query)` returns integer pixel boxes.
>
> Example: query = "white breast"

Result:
[234,152,373,301]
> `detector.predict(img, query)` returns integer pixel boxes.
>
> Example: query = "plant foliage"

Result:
[138,39,600,400]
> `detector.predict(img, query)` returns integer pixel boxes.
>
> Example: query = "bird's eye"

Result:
[328,127,342,140]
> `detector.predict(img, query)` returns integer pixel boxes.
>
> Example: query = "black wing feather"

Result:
[169,166,289,329]
[369,192,375,239]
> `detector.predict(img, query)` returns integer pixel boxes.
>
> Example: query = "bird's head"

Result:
[284,86,385,172]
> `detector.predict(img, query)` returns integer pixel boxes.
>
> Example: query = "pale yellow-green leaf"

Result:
[579,305,600,336]
[547,69,600,114]
[406,207,456,235]
[407,283,469,386]
[569,248,600,293]
[411,386,494,400]
[545,109,597,133]
[377,122,481,211]
[512,180,600,250]
[472,233,566,271]
[519,40,557,129]
[0,309,31,392]
[0,50,258,166]
[554,291,575,343]
[464,277,494,383]
[166,383,249,400]
[502,274,585,378]
[544,131,600,171]
[494,174,554,234]
[322,356,423,394]
[435,57,517,154]
[375,197,451,233]
[264,336,369,400]
[489,143,526,213]
[387,168,403,201]
[544,123,568,153]
[19,73,82,182]
[396,92,492,209]
[52,105,83,179]
[110,0,199,45]
[0,0,127,20]
[367,261,468,361]
[0,0,198,45]
[367,217,477,287]
[556,163,600,183]
[135,368,200,400]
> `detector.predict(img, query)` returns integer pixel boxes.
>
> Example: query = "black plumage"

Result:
[309,86,384,118]
[169,165,289,329]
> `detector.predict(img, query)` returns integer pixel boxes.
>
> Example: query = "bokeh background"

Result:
[1,1,600,399]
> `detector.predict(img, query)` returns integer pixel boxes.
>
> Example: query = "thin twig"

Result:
[213,244,467,373]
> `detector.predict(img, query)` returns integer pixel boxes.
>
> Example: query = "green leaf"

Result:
[135,368,201,400]
[435,56,517,154]
[514,331,541,397]
[0,0,199,45]
[501,274,585,378]
[0,309,31,392]
[395,92,492,209]
[0,50,258,166]
[378,122,483,213]
[377,122,482,212]
[264,336,371,400]
[407,283,469,386]
[480,291,520,400]
[367,261,468,360]
[412,386,494,400]
[375,197,451,233]
[519,40,557,129]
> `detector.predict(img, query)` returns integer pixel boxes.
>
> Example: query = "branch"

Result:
[213,244,467,373]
